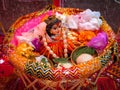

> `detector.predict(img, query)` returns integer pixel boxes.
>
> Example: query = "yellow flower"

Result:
[16,42,34,58]
[78,30,96,43]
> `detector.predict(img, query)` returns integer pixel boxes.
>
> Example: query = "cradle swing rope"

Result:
[0,22,6,35]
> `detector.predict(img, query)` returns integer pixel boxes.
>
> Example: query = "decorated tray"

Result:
[6,7,118,82]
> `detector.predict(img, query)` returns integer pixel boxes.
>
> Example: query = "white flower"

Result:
[57,62,73,69]
[56,12,79,29]
[35,55,48,63]
[78,9,102,30]
[66,15,79,29]
[55,12,67,24]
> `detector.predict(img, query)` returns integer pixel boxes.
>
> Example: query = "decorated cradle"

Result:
[5,7,118,89]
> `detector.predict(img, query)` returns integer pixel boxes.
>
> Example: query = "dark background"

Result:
[0,0,120,33]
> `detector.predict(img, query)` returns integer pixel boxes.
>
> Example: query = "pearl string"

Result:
[43,27,68,59]
[43,36,59,58]
[62,27,68,58]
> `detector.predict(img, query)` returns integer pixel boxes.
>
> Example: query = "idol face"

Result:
[50,22,62,40]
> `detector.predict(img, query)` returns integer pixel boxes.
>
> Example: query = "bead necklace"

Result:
[43,27,68,58]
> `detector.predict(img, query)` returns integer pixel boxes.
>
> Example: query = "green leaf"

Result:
[53,57,70,63]
[35,62,39,66]
[41,58,47,64]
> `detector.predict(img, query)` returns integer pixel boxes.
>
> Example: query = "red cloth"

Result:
[96,77,117,90]
[0,59,14,78]
[0,34,14,77]
[53,0,61,7]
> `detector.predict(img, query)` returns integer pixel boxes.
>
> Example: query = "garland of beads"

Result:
[43,27,68,59]
[62,27,68,58]
[43,36,59,58]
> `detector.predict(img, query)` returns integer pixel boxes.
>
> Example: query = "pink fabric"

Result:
[16,22,47,48]
[10,11,54,46]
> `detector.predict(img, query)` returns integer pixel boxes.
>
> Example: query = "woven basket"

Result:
[5,7,118,89]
